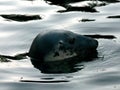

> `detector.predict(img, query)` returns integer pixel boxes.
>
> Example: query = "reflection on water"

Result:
[30,57,84,73]
[45,0,119,5]
[107,15,120,18]
[0,14,41,22]
[45,0,119,12]
[80,18,95,22]
[20,79,70,83]
[57,5,97,13]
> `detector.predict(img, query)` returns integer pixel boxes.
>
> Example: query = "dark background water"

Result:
[0,0,120,90]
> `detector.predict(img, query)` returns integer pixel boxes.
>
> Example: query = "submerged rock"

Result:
[28,30,98,73]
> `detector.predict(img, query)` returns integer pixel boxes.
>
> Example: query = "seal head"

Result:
[29,30,98,62]
[28,30,98,73]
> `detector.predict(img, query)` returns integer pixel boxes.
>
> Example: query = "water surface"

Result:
[0,0,120,90]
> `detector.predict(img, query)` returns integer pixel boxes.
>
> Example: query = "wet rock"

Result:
[0,14,41,22]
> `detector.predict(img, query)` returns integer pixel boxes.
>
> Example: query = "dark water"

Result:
[0,0,120,90]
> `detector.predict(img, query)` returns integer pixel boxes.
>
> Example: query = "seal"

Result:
[29,30,98,61]
[28,30,98,73]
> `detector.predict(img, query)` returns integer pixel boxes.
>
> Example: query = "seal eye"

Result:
[68,38,75,44]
